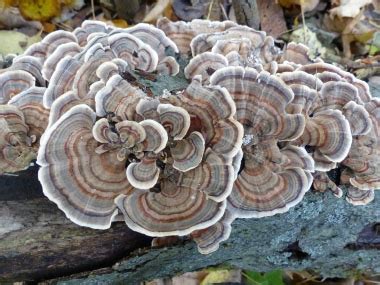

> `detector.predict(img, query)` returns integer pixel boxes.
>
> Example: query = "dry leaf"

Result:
[19,0,61,21]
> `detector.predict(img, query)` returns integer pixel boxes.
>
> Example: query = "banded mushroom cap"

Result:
[346,187,375,206]
[210,66,305,142]
[37,104,133,229]
[73,20,110,46]
[24,30,78,63]
[341,99,380,191]
[191,209,235,254]
[297,62,372,103]
[95,74,145,120]
[157,17,237,54]
[282,42,315,65]
[190,26,266,57]
[279,71,322,114]
[48,81,103,128]
[42,42,82,81]
[312,171,343,198]
[0,105,35,173]
[0,70,35,104]
[8,86,49,142]
[227,142,313,218]
[184,52,228,83]
[6,55,45,87]
[167,75,243,159]
[114,179,226,237]
[295,109,352,171]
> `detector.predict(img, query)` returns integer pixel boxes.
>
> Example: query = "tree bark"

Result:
[0,166,379,284]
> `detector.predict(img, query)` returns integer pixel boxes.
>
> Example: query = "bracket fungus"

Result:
[1,17,379,255]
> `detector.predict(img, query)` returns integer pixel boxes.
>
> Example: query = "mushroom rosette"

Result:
[1,17,378,255]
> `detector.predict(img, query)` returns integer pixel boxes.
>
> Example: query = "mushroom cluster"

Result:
[0,18,378,254]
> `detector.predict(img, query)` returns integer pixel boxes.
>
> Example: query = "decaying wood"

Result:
[0,166,151,283]
[0,166,379,283]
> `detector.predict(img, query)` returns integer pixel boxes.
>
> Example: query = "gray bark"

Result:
[52,189,380,284]
[1,166,379,283]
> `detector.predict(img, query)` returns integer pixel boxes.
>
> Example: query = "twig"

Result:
[91,0,96,20]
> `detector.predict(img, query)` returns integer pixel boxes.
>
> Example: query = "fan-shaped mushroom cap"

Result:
[280,71,322,114]
[43,56,82,108]
[282,42,314,65]
[7,55,45,87]
[156,56,180,76]
[297,62,372,103]
[25,30,78,62]
[42,42,82,81]
[92,118,119,144]
[296,109,352,167]
[169,76,243,158]
[346,188,375,206]
[191,209,234,254]
[312,171,343,198]
[343,101,372,136]
[95,74,144,120]
[314,81,363,112]
[178,148,234,201]
[136,98,160,121]
[7,86,49,141]
[108,33,158,73]
[48,81,101,128]
[0,105,35,173]
[184,52,228,83]
[191,26,266,56]
[157,17,237,54]
[37,104,133,229]
[0,70,35,104]
[125,23,179,56]
[114,179,226,237]
[171,131,205,172]
[228,155,313,218]
[73,20,110,46]
[210,66,305,142]
[140,119,168,153]
[126,154,160,189]
[211,38,252,59]
[157,104,190,140]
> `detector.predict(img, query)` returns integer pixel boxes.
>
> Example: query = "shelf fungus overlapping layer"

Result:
[1,18,379,255]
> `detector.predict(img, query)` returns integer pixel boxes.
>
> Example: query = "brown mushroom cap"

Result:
[191,209,234,254]
[0,105,35,173]
[295,109,352,168]
[7,86,49,141]
[8,55,45,87]
[126,154,160,189]
[312,171,343,198]
[73,20,110,46]
[37,104,133,229]
[95,74,144,120]
[108,33,158,73]
[190,26,266,56]
[346,187,375,206]
[228,154,313,218]
[0,70,35,104]
[177,148,235,201]
[114,179,226,237]
[184,52,228,83]
[157,17,237,54]
[169,76,243,158]
[171,131,205,172]
[42,42,82,81]
[282,42,314,65]
[43,56,82,108]
[157,103,190,140]
[210,66,305,142]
